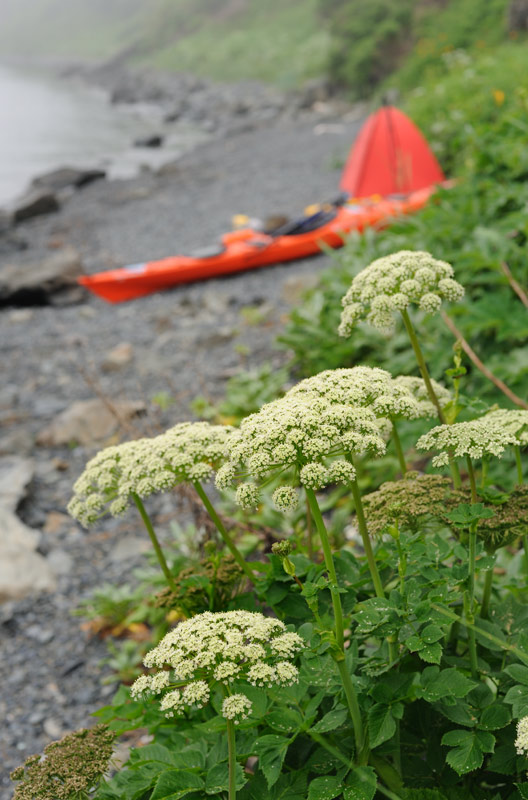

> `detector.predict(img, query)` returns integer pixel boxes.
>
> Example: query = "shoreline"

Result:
[0,63,363,798]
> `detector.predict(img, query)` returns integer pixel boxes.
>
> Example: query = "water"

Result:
[0,64,207,206]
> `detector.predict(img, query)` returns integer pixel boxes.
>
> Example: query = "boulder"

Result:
[0,456,34,512]
[37,398,146,447]
[0,246,83,305]
[11,189,60,223]
[32,166,106,192]
[0,507,57,602]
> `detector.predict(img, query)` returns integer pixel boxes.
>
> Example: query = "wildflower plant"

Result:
[130,611,303,798]
[68,422,255,585]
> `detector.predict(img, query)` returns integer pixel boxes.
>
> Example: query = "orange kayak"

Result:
[79,185,435,303]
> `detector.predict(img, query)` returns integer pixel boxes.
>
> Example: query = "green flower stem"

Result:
[432,603,528,666]
[480,566,494,620]
[131,493,176,591]
[306,495,314,560]
[480,456,488,489]
[515,445,524,485]
[400,308,461,488]
[391,420,407,475]
[305,488,345,648]
[192,482,256,584]
[226,718,237,800]
[305,488,365,757]
[465,456,479,679]
[350,480,385,600]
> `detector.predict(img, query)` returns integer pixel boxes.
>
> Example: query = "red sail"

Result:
[340,105,445,197]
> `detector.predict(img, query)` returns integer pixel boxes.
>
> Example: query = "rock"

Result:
[134,134,163,148]
[295,78,333,110]
[32,167,106,192]
[47,548,74,576]
[108,535,151,562]
[0,246,84,305]
[281,274,320,305]
[102,342,134,371]
[43,718,63,739]
[0,456,34,512]
[0,507,57,602]
[11,189,60,223]
[36,398,146,447]
[43,512,71,535]
[25,624,55,644]
[0,428,35,457]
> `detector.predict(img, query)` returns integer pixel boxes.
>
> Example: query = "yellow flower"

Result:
[492,89,505,106]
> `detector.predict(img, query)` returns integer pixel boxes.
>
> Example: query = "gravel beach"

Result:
[0,81,362,797]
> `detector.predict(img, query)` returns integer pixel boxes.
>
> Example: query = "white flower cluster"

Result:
[68,422,233,526]
[484,409,528,446]
[416,417,520,467]
[338,250,464,336]
[516,716,528,756]
[393,376,452,419]
[218,367,452,511]
[130,610,304,724]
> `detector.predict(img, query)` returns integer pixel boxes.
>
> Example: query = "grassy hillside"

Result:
[0,0,329,88]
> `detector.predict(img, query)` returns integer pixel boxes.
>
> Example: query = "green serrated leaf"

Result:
[343,766,377,800]
[478,703,511,730]
[504,685,528,717]
[150,770,204,800]
[205,762,246,794]
[368,703,396,748]
[505,664,528,686]
[308,775,343,800]
[311,706,348,733]
[253,735,289,789]
[266,708,303,734]
[418,642,443,664]
[442,729,495,776]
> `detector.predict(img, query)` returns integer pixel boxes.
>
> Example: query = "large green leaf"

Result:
[204,762,247,794]
[253,735,290,789]
[504,685,528,718]
[441,729,495,775]
[478,703,511,731]
[308,775,343,800]
[368,703,396,748]
[311,706,349,733]
[343,766,377,800]
[150,769,205,800]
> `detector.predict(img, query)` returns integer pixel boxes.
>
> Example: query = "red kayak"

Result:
[79,186,436,303]
[79,106,446,303]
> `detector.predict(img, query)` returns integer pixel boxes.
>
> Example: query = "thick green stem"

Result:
[400,308,461,488]
[132,493,176,590]
[305,488,365,757]
[523,534,528,579]
[336,658,366,759]
[350,480,385,599]
[480,457,488,489]
[391,420,407,475]
[480,566,494,619]
[465,456,479,678]
[305,488,345,649]
[515,446,524,486]
[193,482,256,584]
[306,495,314,560]
[226,718,237,800]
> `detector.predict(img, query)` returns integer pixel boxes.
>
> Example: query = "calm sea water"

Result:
[0,64,205,206]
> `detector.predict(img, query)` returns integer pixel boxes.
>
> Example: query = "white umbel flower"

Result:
[339,250,464,336]
[416,417,520,466]
[68,422,233,526]
[393,376,452,419]
[484,409,528,446]
[516,716,528,756]
[222,693,253,724]
[131,610,304,721]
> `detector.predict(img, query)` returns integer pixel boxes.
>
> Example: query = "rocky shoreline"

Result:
[0,62,363,798]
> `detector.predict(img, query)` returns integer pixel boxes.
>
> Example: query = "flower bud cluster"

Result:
[416,416,520,466]
[339,250,464,336]
[68,422,233,526]
[362,472,455,535]
[130,610,304,724]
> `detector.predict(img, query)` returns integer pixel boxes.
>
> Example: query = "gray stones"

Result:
[32,167,106,192]
[0,506,57,602]
[36,398,146,447]
[0,245,84,305]
[0,455,34,512]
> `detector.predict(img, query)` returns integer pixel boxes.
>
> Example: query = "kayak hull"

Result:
[78,186,435,303]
